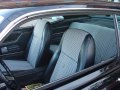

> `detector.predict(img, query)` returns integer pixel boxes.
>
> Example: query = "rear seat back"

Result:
[70,22,117,64]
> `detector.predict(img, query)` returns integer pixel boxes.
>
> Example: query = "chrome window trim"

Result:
[0,7,120,44]
[113,14,120,58]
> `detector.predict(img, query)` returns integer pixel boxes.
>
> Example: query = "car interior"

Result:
[0,15,118,89]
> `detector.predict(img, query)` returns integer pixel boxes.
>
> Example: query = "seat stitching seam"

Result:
[61,51,77,63]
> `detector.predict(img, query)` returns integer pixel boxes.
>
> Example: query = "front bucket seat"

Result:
[0,19,50,72]
[44,28,95,83]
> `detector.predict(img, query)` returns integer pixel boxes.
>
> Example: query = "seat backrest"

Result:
[27,19,50,68]
[70,22,117,64]
[44,29,95,82]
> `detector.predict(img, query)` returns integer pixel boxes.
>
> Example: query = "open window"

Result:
[0,8,119,90]
[33,15,119,90]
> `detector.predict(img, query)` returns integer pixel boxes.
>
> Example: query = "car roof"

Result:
[0,0,119,9]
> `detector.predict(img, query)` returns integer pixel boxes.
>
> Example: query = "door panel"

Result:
[0,27,33,60]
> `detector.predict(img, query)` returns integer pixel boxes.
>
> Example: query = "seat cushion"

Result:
[0,60,33,71]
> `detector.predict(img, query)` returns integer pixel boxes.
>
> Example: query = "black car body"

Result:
[0,1,120,90]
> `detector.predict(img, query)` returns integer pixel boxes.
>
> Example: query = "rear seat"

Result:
[69,22,117,64]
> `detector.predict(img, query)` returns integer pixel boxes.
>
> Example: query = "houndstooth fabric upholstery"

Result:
[27,19,47,67]
[70,22,117,64]
[50,29,89,82]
